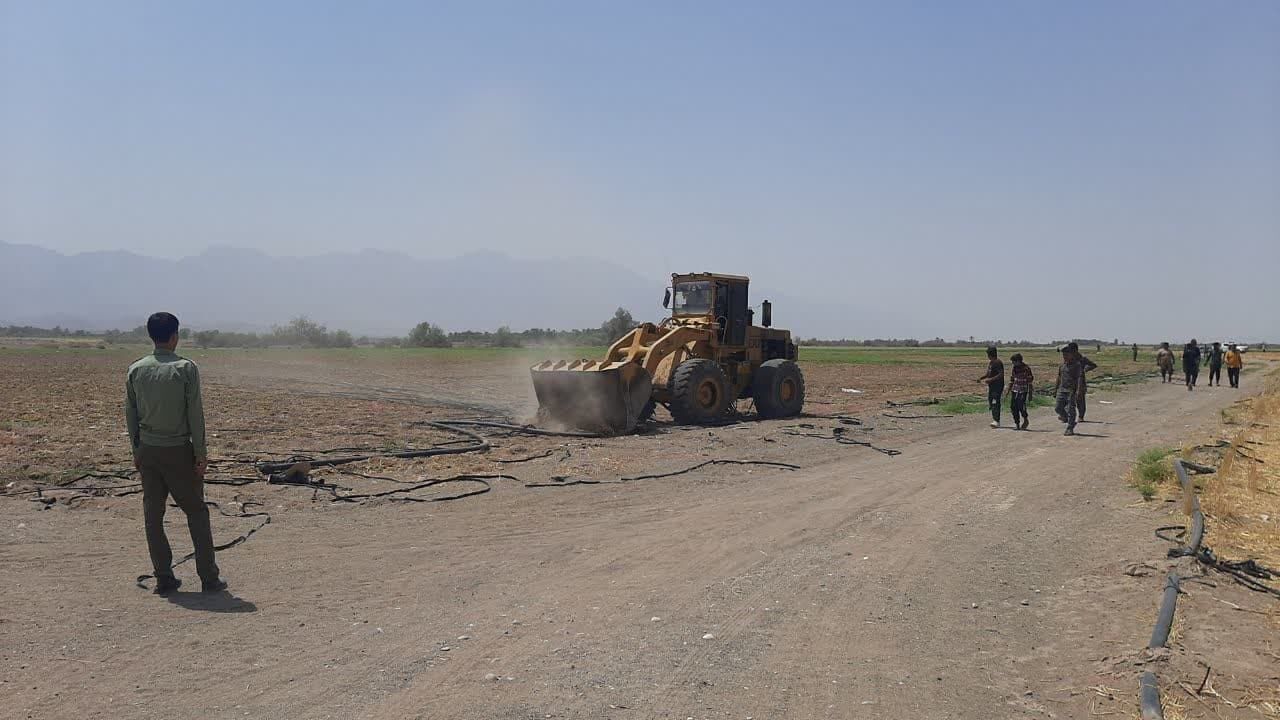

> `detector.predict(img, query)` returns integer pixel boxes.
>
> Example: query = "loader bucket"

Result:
[530,360,654,435]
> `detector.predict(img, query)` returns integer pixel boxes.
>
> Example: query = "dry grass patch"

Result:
[1199,368,1280,574]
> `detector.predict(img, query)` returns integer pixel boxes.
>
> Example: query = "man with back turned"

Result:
[125,312,227,595]
[1054,342,1084,436]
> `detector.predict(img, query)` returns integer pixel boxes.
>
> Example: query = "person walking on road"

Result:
[1054,342,1083,436]
[976,346,1005,428]
[1075,350,1099,421]
[1182,339,1201,391]
[1006,353,1034,430]
[1205,341,1225,386]
[125,312,227,596]
[1225,344,1244,388]
[1156,342,1176,383]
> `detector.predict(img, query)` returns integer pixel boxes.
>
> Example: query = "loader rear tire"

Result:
[752,359,805,419]
[669,359,732,424]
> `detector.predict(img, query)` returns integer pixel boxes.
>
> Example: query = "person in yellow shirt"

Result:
[1225,344,1244,388]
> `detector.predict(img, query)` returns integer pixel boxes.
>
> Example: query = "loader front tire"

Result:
[670,359,731,425]
[752,359,805,419]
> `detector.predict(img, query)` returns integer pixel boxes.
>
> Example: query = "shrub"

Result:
[1132,447,1175,494]
[492,326,522,348]
[601,308,635,344]
[408,322,451,348]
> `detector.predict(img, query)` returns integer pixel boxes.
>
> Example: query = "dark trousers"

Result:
[1228,367,1240,388]
[139,444,220,583]
[1208,364,1222,385]
[1055,390,1077,429]
[1185,365,1199,387]
[987,381,1004,423]
[1077,386,1088,420]
[1010,390,1030,425]
[1160,366,1173,382]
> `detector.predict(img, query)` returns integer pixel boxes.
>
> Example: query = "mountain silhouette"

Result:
[1,242,883,338]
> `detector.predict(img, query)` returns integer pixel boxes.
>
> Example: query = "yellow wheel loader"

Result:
[531,272,804,434]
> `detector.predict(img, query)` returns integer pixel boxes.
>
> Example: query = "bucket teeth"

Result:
[530,362,653,435]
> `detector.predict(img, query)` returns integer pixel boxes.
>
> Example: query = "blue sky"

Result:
[2,1,1277,340]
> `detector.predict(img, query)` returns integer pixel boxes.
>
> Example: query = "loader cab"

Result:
[668,273,750,346]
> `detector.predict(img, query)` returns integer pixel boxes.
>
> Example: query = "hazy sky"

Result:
[2,1,1278,340]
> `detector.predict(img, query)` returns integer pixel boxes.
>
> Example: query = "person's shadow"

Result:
[166,590,257,613]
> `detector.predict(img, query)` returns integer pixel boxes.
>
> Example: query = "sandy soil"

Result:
[2,350,1276,719]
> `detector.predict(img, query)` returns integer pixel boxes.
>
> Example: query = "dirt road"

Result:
[1,376,1263,719]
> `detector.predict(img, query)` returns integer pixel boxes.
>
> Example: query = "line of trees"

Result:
[404,308,637,348]
[3,307,642,350]
[9,320,1205,351]
[192,317,354,348]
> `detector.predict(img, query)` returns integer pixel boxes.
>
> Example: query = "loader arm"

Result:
[604,323,710,383]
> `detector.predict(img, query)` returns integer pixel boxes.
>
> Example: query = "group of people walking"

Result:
[976,343,1097,436]
[976,339,1244,437]
[1155,339,1244,390]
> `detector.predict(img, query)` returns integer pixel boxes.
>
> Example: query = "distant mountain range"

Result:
[0,242,892,338]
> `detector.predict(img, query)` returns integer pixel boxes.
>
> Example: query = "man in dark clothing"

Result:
[1205,341,1224,386]
[1132,343,1138,361]
[1005,353,1034,430]
[1076,352,1099,421]
[125,312,227,595]
[976,346,1005,428]
[1054,343,1083,436]
[1182,340,1201,391]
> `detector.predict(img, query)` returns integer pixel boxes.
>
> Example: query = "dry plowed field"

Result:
[2,346,1275,719]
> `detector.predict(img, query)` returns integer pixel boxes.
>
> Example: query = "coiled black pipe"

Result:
[255,421,490,474]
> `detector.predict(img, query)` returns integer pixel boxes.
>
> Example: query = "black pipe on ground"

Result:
[1139,672,1164,720]
[255,421,490,474]
[1148,572,1181,650]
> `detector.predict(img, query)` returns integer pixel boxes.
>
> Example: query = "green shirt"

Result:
[124,349,207,458]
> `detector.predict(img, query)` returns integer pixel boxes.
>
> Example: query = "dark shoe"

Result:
[1063,426,1075,436]
[1056,413,1067,423]
[201,578,228,594]
[154,577,182,596]
[1021,420,1029,430]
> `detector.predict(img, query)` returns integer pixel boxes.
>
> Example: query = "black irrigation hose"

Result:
[1192,547,1280,598]
[136,499,272,589]
[525,460,799,488]
[884,398,940,408]
[330,473,513,503]
[1139,671,1164,720]
[423,419,602,439]
[800,414,863,424]
[782,428,903,457]
[492,448,570,464]
[255,421,490,474]
[1149,572,1181,650]
[1141,457,1278,719]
